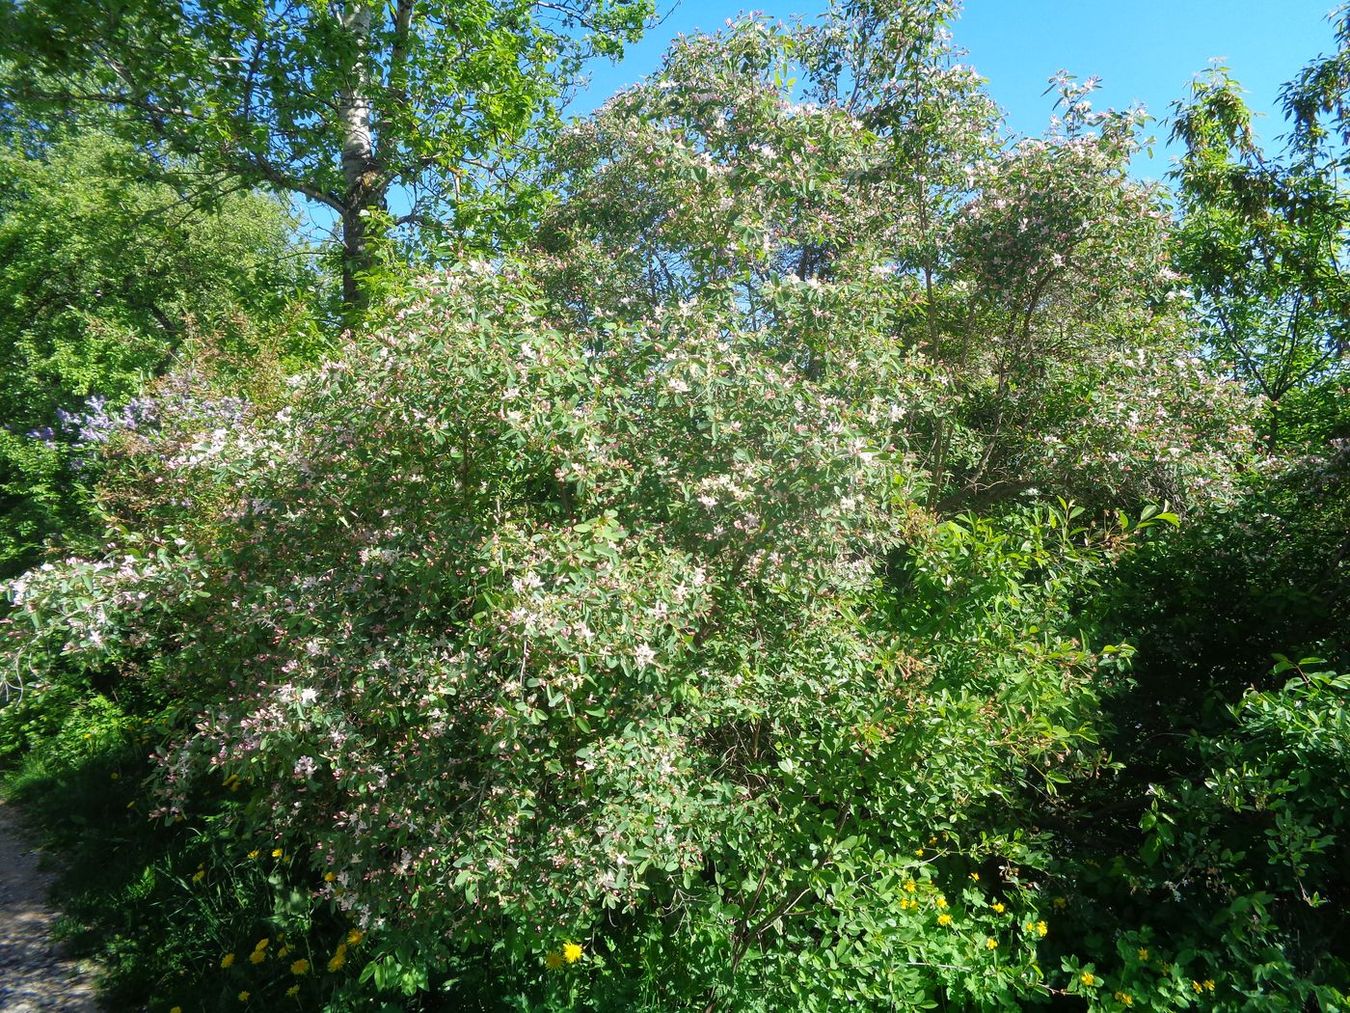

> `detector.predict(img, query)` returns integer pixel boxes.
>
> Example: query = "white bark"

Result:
[337,0,376,307]
[338,0,374,195]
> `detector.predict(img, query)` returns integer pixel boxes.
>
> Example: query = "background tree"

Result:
[0,130,308,575]
[1171,60,1350,450]
[0,0,654,309]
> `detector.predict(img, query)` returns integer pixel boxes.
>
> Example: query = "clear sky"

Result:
[573,0,1344,179]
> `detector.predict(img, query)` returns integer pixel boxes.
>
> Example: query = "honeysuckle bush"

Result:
[1,251,1191,1010]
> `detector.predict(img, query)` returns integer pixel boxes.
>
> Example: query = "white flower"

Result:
[633,644,657,668]
[512,571,544,594]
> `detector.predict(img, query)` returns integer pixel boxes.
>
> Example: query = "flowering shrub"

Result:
[2,252,1170,1009]
[538,6,1254,514]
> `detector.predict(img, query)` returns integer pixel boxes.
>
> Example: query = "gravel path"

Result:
[0,802,100,1012]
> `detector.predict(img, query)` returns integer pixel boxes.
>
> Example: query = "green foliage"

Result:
[1103,447,1350,718]
[1171,58,1349,450]
[1020,449,1350,1009]
[2,4,1347,1013]
[1032,662,1350,1011]
[0,682,368,1011]
[0,130,312,575]
[0,251,1240,1010]
[0,0,655,304]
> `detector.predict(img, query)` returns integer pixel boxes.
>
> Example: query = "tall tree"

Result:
[1170,58,1350,449]
[0,0,652,308]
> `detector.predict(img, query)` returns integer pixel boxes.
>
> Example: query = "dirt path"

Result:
[0,802,100,1012]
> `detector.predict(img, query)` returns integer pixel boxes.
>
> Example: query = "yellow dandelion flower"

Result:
[290,958,310,975]
[170,1007,183,1013]
[1080,971,1096,987]
[935,896,948,910]
[991,902,1005,914]
[1137,947,1148,962]
[346,929,364,946]
[323,872,336,883]
[247,849,260,860]
[563,942,583,964]
[249,950,266,965]
[1204,980,1215,993]
[238,990,250,1002]
[545,951,563,970]
[970,872,980,881]
[327,945,347,972]
[221,953,236,969]
[1192,981,1204,994]
[192,870,206,884]
[285,985,299,998]
[272,848,283,858]
[1114,992,1134,1006]
[903,879,916,893]
[937,913,953,926]
[253,938,270,952]
[985,937,998,950]
[914,848,924,857]
[1035,920,1048,937]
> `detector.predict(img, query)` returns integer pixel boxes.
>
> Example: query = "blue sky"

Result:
[574,0,1344,179]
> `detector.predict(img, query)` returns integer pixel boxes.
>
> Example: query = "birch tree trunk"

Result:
[338,0,380,310]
